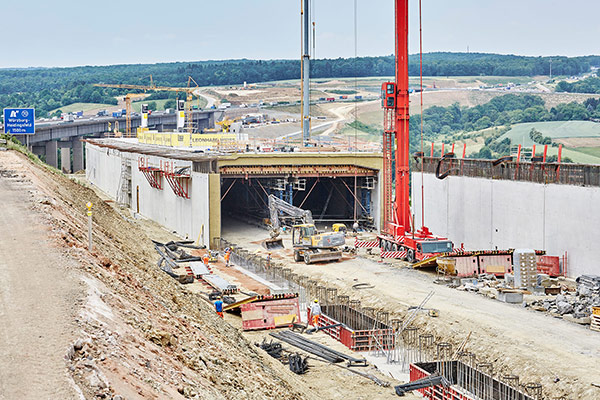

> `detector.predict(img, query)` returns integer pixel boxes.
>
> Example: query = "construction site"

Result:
[2,1,600,400]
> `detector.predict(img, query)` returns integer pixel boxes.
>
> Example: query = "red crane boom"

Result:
[379,0,453,262]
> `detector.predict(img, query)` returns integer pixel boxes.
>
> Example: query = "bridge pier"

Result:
[45,141,58,168]
[32,146,45,158]
[60,147,71,173]
[72,138,84,172]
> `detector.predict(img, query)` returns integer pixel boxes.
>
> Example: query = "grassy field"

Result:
[49,102,113,114]
[498,121,600,147]
[569,146,600,159]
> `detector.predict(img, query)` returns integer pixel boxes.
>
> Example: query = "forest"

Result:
[555,76,600,94]
[1,52,599,117]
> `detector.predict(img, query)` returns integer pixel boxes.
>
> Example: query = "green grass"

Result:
[498,121,600,147]
[569,146,600,158]
[548,147,600,164]
[49,102,113,114]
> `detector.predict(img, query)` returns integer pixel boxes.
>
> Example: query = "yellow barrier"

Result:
[138,132,237,148]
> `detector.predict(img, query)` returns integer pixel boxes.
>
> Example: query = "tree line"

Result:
[1,53,598,94]
[1,52,599,118]
[556,76,600,94]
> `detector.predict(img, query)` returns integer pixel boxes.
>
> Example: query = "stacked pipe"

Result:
[270,331,365,365]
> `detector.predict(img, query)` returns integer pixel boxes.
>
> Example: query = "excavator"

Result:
[263,194,345,264]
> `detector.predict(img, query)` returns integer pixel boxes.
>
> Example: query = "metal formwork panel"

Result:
[478,254,513,276]
[241,297,300,331]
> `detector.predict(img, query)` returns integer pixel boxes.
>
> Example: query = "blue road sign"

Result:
[3,108,35,135]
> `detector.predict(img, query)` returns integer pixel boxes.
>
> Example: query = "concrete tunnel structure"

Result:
[85,139,383,249]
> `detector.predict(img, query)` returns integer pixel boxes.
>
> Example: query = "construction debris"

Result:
[527,291,600,320]
[258,339,284,359]
[288,354,309,375]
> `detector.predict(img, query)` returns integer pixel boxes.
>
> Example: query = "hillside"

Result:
[0,144,313,399]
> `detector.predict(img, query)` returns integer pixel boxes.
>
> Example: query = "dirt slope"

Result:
[0,149,313,399]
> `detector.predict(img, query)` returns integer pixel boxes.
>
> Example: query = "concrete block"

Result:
[562,314,590,325]
[461,278,478,286]
[498,291,523,304]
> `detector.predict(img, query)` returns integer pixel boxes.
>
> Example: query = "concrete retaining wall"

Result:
[86,143,213,248]
[411,172,600,277]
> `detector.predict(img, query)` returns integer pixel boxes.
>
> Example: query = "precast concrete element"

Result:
[412,172,600,277]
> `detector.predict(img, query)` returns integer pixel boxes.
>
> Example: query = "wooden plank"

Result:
[223,295,258,311]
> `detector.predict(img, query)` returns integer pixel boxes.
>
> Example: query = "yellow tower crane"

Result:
[94,76,201,136]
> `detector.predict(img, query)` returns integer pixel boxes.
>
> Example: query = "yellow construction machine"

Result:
[264,194,345,264]
[332,223,347,233]
[216,118,239,132]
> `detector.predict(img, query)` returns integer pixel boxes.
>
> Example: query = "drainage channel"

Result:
[218,239,545,400]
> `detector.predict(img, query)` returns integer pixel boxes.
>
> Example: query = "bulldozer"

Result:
[263,194,345,264]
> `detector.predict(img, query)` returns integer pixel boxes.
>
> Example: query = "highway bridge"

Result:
[9,109,222,172]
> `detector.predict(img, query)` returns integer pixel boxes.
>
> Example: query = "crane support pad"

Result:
[354,240,379,248]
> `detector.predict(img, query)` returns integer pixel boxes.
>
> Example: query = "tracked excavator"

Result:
[263,194,345,264]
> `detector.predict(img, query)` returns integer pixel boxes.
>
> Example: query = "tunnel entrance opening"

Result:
[220,176,376,232]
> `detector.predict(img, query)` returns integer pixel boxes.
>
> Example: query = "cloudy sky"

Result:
[2,0,598,68]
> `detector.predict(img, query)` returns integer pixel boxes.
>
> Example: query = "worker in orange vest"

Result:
[224,250,231,267]
[203,254,209,268]
[310,299,321,327]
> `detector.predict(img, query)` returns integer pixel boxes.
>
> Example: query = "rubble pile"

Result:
[528,275,600,320]
[452,272,600,324]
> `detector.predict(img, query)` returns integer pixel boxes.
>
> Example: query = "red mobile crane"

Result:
[378,0,453,263]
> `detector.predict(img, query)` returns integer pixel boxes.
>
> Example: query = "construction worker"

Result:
[224,249,231,267]
[266,252,272,269]
[203,254,209,268]
[214,296,224,318]
[310,299,321,327]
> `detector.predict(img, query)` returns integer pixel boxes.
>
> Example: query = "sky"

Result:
[2,0,599,68]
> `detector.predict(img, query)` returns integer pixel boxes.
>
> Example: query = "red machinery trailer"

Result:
[377,0,452,262]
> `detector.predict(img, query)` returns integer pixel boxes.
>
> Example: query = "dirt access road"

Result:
[0,153,81,399]
[223,220,600,399]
